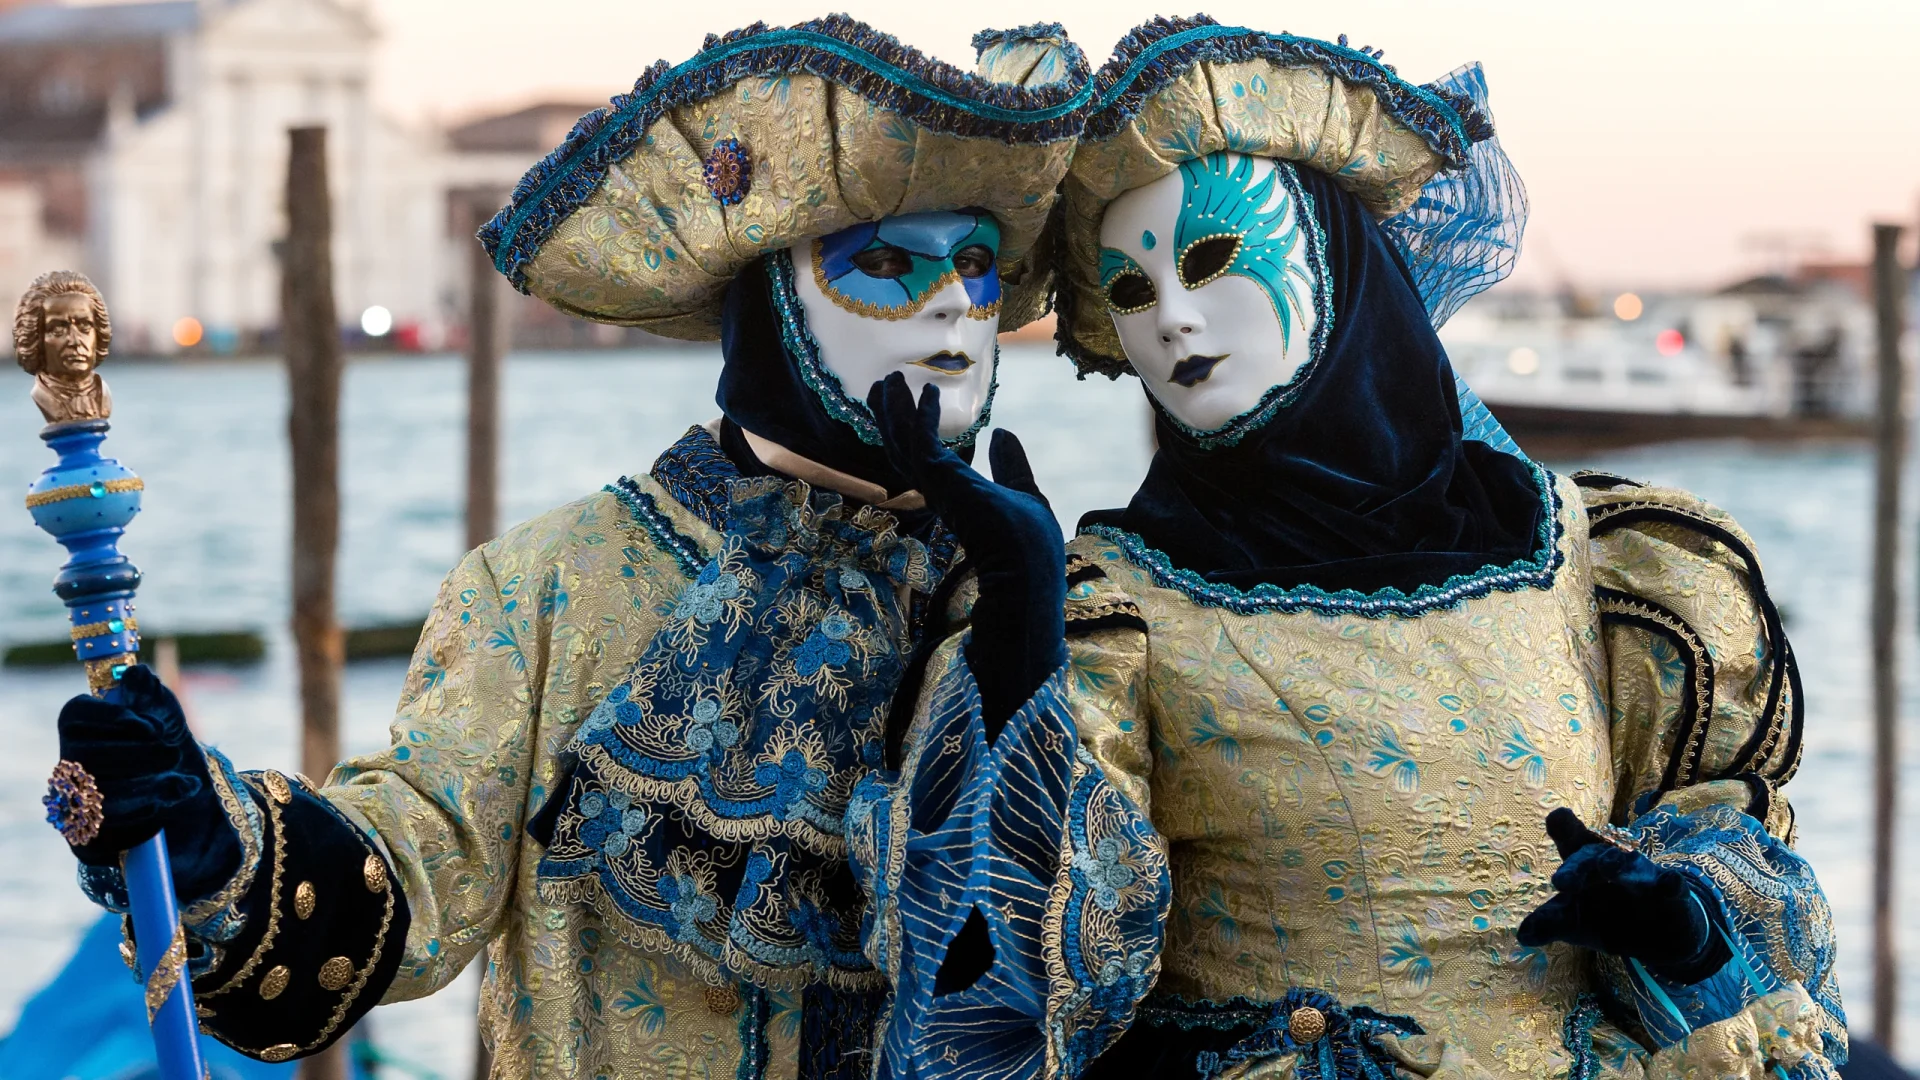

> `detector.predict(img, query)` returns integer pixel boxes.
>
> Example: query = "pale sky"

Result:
[362,0,1920,291]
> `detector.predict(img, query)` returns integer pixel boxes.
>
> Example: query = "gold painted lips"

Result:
[908,351,974,375]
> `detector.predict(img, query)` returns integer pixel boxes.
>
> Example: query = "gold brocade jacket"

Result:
[858,470,1843,1080]
[275,428,953,1079]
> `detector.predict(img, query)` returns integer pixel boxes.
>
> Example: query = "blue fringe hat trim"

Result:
[1086,16,1490,166]
[970,21,1079,63]
[480,14,1094,293]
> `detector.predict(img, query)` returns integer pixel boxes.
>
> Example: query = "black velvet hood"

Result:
[1081,164,1542,595]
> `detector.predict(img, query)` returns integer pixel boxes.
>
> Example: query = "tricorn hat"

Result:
[480,17,1091,341]
[1057,17,1527,377]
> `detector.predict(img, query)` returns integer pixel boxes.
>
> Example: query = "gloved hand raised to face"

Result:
[53,664,241,900]
[867,372,1065,739]
[1516,807,1731,984]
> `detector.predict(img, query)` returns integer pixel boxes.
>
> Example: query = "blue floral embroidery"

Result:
[1073,837,1138,912]
[675,564,744,622]
[538,476,948,990]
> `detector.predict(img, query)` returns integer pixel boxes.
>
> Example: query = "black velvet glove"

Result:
[1516,807,1730,984]
[55,664,241,903]
[867,373,1066,740]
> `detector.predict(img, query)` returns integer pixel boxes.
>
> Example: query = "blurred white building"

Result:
[0,0,501,353]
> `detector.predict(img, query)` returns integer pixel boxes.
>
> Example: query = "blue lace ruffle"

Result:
[539,475,948,990]
[1603,804,1846,1067]
[849,653,1168,1080]
[1082,462,1563,617]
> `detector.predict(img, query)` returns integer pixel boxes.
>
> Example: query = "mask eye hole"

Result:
[1106,271,1157,315]
[952,244,996,280]
[1178,235,1241,289]
[850,245,915,279]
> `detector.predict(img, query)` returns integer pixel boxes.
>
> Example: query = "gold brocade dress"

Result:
[859,470,1842,1080]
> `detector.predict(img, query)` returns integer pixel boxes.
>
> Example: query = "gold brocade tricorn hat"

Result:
[1059,16,1525,377]
[480,17,1092,341]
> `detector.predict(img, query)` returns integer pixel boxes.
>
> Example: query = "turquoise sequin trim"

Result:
[767,249,998,449]
[1083,462,1563,617]
[606,476,705,577]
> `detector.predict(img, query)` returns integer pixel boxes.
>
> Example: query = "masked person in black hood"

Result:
[851,19,1843,1080]
[38,20,1094,1078]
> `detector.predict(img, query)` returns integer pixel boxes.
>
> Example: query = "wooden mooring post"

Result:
[284,124,347,1080]
[1869,221,1907,1053]
[467,205,502,551]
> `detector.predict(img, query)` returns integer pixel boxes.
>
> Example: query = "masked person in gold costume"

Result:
[42,19,1093,1078]
[852,19,1843,1080]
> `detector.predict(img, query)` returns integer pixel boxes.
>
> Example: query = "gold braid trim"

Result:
[70,615,139,640]
[1599,593,1714,787]
[144,925,188,1022]
[809,241,1000,322]
[198,774,286,999]
[24,476,144,508]
[572,743,849,856]
[1064,596,1142,623]
[181,752,263,930]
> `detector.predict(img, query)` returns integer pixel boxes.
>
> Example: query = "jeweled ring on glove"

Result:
[44,759,104,846]
[1593,822,1640,853]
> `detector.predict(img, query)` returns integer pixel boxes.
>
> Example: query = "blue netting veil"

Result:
[1381,63,1528,328]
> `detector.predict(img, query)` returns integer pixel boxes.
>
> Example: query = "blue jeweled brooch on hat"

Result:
[45,759,105,846]
[703,138,751,205]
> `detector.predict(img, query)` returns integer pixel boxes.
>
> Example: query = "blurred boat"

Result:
[1442,278,1873,454]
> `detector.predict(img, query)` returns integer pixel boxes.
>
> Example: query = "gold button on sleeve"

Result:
[261,771,291,805]
[362,854,387,893]
[261,1044,300,1063]
[317,956,353,991]
[294,881,316,920]
[258,965,290,1001]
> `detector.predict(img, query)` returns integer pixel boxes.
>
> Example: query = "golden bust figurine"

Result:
[14,270,113,424]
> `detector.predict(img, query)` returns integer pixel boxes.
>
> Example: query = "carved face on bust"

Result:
[791,210,1002,439]
[39,292,99,380]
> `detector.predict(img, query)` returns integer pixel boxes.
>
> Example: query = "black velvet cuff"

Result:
[181,771,411,1062]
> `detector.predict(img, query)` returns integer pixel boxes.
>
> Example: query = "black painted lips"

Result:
[910,351,974,374]
[1169,353,1228,387]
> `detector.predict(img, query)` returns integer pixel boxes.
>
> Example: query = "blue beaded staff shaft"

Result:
[21,273,206,1080]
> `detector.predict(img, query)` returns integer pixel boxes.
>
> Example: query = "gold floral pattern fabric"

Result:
[318,471,800,1079]
[1044,473,1838,1080]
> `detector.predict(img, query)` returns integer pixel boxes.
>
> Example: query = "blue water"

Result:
[0,347,1913,1073]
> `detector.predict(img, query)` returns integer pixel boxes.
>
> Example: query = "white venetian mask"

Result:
[1099,151,1330,440]
[789,210,1002,441]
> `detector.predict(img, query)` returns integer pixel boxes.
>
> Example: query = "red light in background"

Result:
[1656,329,1685,356]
